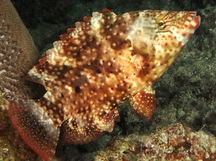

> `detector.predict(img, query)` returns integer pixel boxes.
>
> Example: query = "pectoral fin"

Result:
[130,88,156,121]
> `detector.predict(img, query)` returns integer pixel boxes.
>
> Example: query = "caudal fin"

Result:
[4,99,59,161]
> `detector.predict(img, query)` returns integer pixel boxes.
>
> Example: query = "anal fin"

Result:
[60,118,102,144]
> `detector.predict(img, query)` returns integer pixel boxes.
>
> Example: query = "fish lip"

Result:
[191,12,201,29]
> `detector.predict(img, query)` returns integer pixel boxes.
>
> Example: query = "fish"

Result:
[3,9,200,160]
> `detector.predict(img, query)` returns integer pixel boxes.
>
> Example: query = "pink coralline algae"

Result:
[95,123,216,161]
[3,8,200,160]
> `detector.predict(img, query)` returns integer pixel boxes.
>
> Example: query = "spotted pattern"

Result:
[4,9,200,161]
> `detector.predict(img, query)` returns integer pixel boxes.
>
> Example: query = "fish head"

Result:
[127,10,201,60]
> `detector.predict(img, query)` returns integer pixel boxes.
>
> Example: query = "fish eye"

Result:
[158,22,164,26]
[157,21,166,29]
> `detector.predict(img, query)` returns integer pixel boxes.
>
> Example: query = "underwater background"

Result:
[1,0,216,160]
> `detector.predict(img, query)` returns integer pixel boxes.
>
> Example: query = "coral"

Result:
[0,108,38,161]
[0,0,40,100]
[0,0,41,160]
[95,123,216,161]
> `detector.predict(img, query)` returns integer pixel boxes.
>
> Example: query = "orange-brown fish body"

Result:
[4,9,200,161]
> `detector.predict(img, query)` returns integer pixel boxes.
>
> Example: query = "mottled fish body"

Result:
[3,9,200,160]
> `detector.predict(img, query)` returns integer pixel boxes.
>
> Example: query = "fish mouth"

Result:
[189,12,201,30]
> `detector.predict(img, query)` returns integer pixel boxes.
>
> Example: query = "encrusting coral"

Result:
[95,123,216,161]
